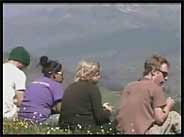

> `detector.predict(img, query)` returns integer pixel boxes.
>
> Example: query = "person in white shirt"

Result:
[3,46,30,119]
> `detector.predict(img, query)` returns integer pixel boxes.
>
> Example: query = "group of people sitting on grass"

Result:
[3,46,181,134]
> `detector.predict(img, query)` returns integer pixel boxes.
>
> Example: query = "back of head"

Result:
[40,56,62,78]
[143,54,170,76]
[74,59,100,82]
[8,46,30,66]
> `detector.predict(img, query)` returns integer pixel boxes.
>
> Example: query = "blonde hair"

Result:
[74,60,100,82]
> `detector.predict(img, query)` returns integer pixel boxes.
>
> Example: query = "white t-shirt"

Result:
[3,62,26,119]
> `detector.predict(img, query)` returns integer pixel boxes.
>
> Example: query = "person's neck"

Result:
[8,60,21,69]
[144,74,152,80]
[8,60,18,66]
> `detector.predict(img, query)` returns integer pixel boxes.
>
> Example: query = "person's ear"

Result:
[50,74,56,79]
[151,69,157,76]
[53,74,57,79]
[151,70,155,76]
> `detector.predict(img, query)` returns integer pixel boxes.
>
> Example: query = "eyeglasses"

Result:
[56,71,64,76]
[158,70,168,78]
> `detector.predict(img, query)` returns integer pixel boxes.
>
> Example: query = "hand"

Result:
[13,98,18,106]
[166,97,175,108]
[103,102,113,113]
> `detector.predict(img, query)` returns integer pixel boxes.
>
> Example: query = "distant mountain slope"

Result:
[3,5,181,101]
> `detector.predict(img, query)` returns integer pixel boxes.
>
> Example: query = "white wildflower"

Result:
[47,130,50,134]
[55,127,59,130]
[77,124,82,129]
[51,127,54,131]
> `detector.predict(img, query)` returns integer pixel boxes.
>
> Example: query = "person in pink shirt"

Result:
[116,55,181,134]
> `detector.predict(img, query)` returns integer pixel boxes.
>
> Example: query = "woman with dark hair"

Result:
[18,56,64,126]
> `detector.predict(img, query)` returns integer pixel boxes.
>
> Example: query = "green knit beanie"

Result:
[8,46,30,66]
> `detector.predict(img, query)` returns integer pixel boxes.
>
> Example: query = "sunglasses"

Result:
[56,71,64,76]
[158,70,168,78]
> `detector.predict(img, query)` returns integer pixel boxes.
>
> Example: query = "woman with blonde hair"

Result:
[59,60,112,131]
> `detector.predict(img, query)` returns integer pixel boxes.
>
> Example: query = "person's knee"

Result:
[168,111,181,128]
[169,111,181,119]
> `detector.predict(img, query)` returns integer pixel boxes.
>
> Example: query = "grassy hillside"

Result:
[100,87,120,109]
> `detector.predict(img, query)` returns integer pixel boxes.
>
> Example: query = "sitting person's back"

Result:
[18,56,64,125]
[18,76,63,122]
[116,78,164,134]
[59,60,112,130]
[115,55,181,134]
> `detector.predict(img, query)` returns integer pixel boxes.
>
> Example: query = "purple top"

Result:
[18,76,64,123]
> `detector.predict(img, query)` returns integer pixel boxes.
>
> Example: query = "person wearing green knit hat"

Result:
[8,46,30,66]
[3,46,31,119]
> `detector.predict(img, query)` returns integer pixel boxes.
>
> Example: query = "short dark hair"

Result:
[40,56,62,78]
[143,55,170,76]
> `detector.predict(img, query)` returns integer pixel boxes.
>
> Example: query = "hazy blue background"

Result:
[3,4,181,101]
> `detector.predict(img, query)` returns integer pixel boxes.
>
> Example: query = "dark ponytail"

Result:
[39,56,62,78]
[40,56,49,67]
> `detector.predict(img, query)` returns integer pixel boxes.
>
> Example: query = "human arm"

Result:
[14,71,26,107]
[152,85,174,125]
[103,102,113,112]
[154,97,174,125]
[51,101,62,114]
[50,83,64,114]
[14,90,25,107]
[89,84,112,125]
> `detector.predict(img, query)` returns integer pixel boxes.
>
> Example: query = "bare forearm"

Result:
[14,95,24,107]
[162,103,172,114]
[52,102,62,113]
[15,90,24,107]
[157,103,172,124]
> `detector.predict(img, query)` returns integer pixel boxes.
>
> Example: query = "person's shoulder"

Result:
[44,77,63,87]
[87,81,98,88]
[65,81,79,90]
[42,76,55,83]
[3,62,9,70]
[125,80,153,90]
[143,80,160,88]
[126,80,140,88]
[136,79,154,86]
[14,65,26,78]
[3,62,14,69]
[140,80,162,92]
[73,80,93,86]
[78,81,98,91]
[3,62,8,66]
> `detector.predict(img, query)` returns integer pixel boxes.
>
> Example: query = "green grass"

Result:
[3,118,120,135]
[3,87,180,134]
[3,118,72,134]
[100,87,120,108]
[3,88,120,135]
